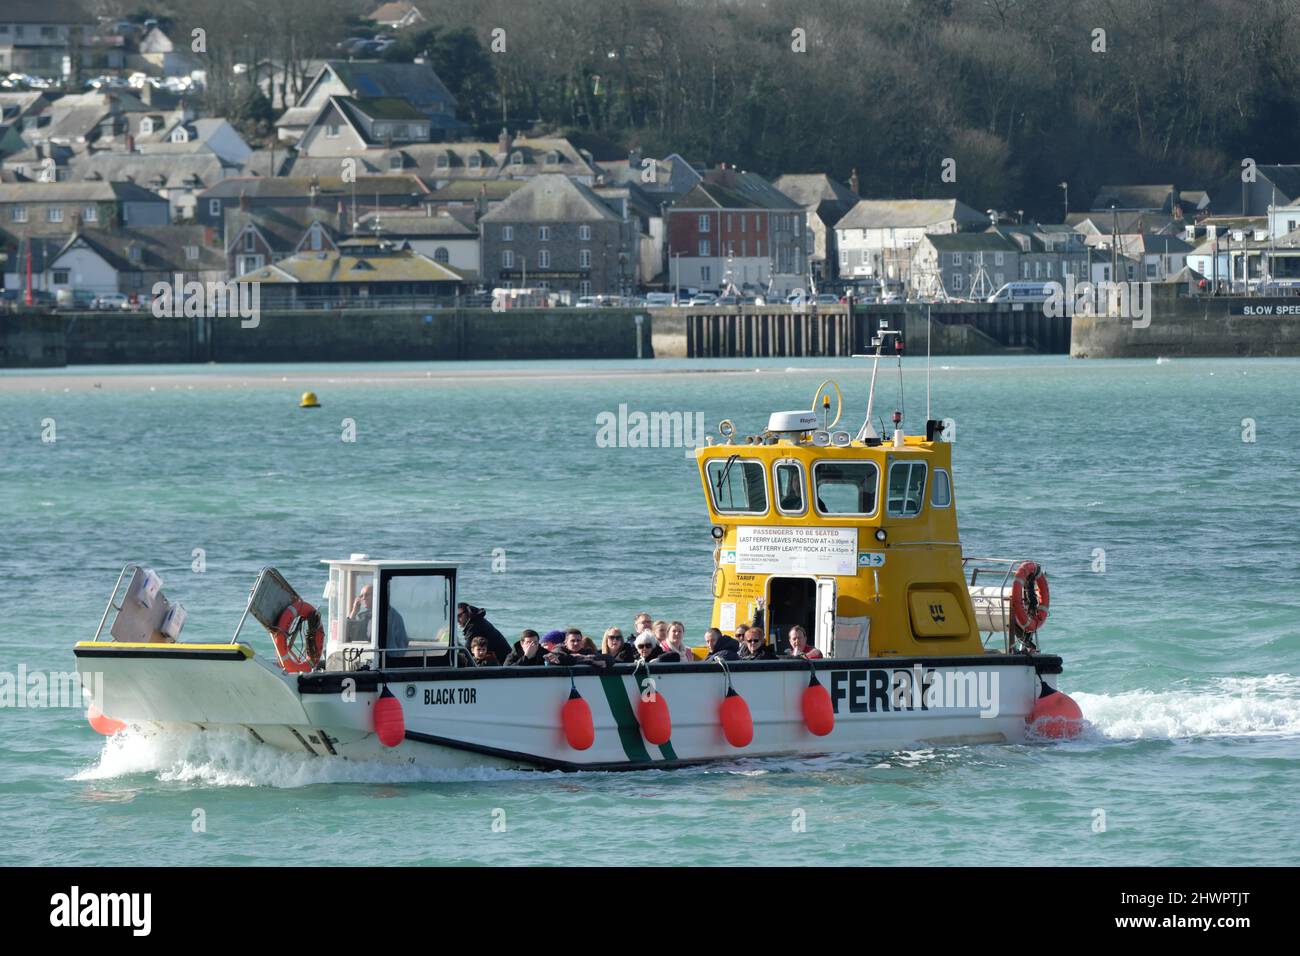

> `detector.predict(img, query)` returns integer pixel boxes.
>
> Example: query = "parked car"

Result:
[814,293,840,305]
[644,292,677,308]
[91,292,131,311]
[575,296,599,309]
[688,293,717,307]
[986,281,1054,304]
[716,293,739,306]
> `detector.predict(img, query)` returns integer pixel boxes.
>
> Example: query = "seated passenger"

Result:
[703,627,740,661]
[546,629,606,667]
[662,621,695,661]
[633,632,662,662]
[653,619,671,651]
[738,627,777,660]
[785,625,823,659]
[457,603,512,663]
[632,612,653,640]
[468,635,500,666]
[601,627,636,663]
[504,629,546,666]
[541,630,566,650]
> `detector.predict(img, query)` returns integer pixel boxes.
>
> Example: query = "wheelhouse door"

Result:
[815,577,836,656]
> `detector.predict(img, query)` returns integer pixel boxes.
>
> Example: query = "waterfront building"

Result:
[834,198,985,285]
[771,173,859,285]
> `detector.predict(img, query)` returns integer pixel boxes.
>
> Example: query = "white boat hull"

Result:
[76,644,1063,769]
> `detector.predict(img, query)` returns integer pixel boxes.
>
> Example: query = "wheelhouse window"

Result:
[774,461,806,515]
[813,460,879,516]
[706,458,768,514]
[381,570,451,655]
[930,468,952,508]
[887,461,928,517]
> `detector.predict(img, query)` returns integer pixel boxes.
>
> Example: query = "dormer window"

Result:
[185,245,199,260]
[545,151,560,166]
[435,153,450,170]
[140,117,153,134]
[128,244,142,262]
[1233,230,1244,241]
[1207,225,1218,240]
[510,151,523,166]
[468,153,481,169]
[171,126,189,143]
[388,155,402,170]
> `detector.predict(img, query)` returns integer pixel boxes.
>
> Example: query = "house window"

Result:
[12,206,28,222]
[433,247,449,264]
[698,239,710,256]
[994,252,1003,266]
[538,225,550,241]
[579,224,591,241]
[52,269,69,284]
[209,199,221,217]
[326,124,341,138]
[48,207,64,222]
[500,225,513,241]
[129,245,141,262]
[171,127,188,143]
[185,246,199,260]
[701,266,711,283]
[579,249,591,268]
[469,154,481,169]
[840,249,847,266]
[510,151,523,166]
[1146,262,1157,278]
[995,272,1004,285]
[698,214,709,232]
[579,280,592,295]
[545,152,559,165]
[1034,261,1041,278]
[243,231,256,252]
[953,273,964,290]
[538,250,550,268]
[1046,261,1053,277]
[1022,262,1030,278]
[436,154,449,170]
[502,250,514,269]
[740,215,746,233]
[388,155,402,170]
[83,205,97,222]
[951,252,961,266]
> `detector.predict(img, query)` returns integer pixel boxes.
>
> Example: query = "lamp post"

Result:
[1059,181,1069,221]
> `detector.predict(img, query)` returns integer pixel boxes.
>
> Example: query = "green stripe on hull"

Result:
[598,673,652,764]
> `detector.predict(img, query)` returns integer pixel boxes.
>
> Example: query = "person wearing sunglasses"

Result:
[738,626,776,660]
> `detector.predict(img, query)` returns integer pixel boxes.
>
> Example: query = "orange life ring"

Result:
[273,598,324,673]
[1010,561,1050,634]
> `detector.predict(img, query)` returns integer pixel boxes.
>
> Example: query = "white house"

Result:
[835,198,985,282]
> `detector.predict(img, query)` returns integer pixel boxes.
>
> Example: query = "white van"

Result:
[987,281,1055,304]
[645,292,677,307]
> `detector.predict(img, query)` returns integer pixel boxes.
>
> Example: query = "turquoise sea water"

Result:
[1,355,1297,866]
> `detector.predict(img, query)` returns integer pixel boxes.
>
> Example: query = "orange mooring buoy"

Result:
[561,687,595,750]
[720,687,753,748]
[638,679,672,745]
[373,685,405,747]
[801,673,835,736]
[1027,688,1084,739]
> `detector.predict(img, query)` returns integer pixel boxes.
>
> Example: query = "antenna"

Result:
[853,322,902,442]
[926,304,932,421]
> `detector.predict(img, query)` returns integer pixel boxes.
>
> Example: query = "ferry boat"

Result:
[74,332,1082,770]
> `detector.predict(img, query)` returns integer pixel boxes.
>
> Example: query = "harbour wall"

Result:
[1070,285,1300,358]
[0,308,652,368]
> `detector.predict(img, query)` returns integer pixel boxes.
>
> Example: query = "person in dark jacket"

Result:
[601,627,637,663]
[633,632,662,662]
[458,603,512,662]
[468,635,500,666]
[545,629,607,667]
[504,629,546,666]
[738,626,777,660]
[703,627,740,661]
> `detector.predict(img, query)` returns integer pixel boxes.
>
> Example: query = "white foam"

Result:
[71,729,545,788]
[1073,674,1300,740]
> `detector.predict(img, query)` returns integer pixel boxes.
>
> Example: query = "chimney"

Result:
[239,190,249,212]
[849,167,859,197]
[497,127,511,156]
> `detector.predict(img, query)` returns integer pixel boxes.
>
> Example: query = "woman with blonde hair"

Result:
[602,626,636,662]
[662,620,695,662]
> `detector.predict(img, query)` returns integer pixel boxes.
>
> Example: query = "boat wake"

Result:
[71,730,547,788]
[1072,674,1300,740]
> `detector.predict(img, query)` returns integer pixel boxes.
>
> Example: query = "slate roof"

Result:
[479,173,621,223]
[836,198,983,230]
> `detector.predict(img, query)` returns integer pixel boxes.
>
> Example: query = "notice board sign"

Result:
[735,526,858,576]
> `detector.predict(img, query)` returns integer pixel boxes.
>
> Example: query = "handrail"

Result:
[93,564,137,642]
